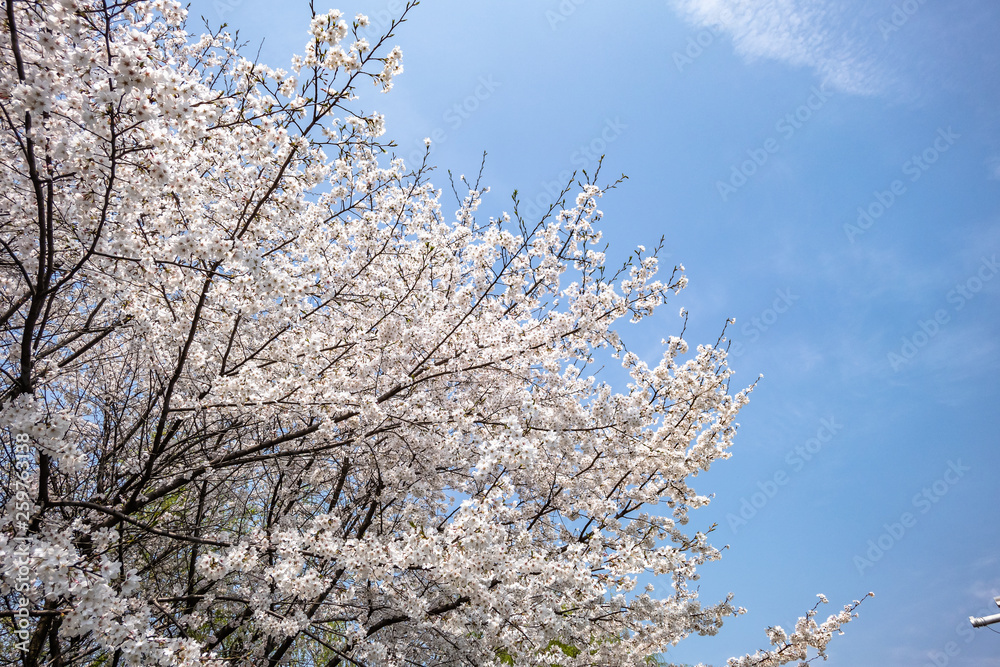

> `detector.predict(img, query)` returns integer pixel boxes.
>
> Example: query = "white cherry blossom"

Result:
[0,2,866,665]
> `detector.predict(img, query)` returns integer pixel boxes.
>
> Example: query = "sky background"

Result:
[185,1,1000,664]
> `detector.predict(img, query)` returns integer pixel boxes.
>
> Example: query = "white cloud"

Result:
[669,0,889,94]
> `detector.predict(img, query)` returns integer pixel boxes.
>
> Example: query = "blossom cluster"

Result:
[0,1,864,665]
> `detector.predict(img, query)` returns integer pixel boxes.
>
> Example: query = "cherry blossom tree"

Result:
[0,1,868,665]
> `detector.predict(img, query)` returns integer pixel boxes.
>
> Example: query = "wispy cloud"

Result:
[668,0,890,94]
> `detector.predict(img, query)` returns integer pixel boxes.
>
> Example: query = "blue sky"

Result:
[188,0,1000,664]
